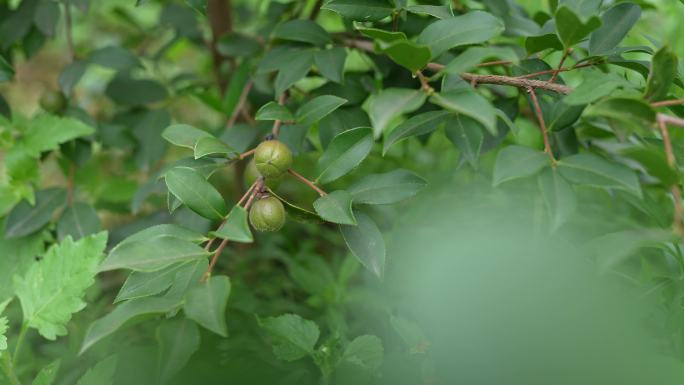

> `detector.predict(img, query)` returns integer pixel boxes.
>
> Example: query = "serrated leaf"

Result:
[183,275,231,337]
[348,169,426,205]
[4,188,67,238]
[322,0,394,22]
[296,95,347,126]
[430,89,498,134]
[417,11,504,58]
[492,145,550,186]
[314,47,347,83]
[156,319,200,384]
[367,88,426,138]
[317,127,374,184]
[538,168,577,231]
[340,211,385,278]
[384,111,449,154]
[445,115,484,167]
[22,115,95,157]
[212,206,253,243]
[343,335,384,372]
[588,3,641,56]
[193,136,237,159]
[14,232,108,340]
[75,356,117,385]
[313,190,356,225]
[272,19,330,46]
[32,360,61,385]
[259,313,320,361]
[162,124,213,150]
[558,153,642,197]
[255,101,294,122]
[57,202,101,241]
[554,6,601,48]
[165,166,227,220]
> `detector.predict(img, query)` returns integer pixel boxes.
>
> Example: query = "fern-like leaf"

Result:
[14,232,108,340]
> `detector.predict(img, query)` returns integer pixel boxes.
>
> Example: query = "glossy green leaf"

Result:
[255,101,294,122]
[296,95,347,126]
[442,46,519,75]
[313,190,356,225]
[117,224,206,245]
[538,168,577,231]
[340,211,385,278]
[379,40,432,72]
[89,46,141,71]
[105,75,168,106]
[259,313,320,361]
[274,51,314,96]
[367,88,426,138]
[316,127,374,184]
[405,5,453,19]
[321,0,394,22]
[15,232,107,340]
[358,27,406,43]
[99,235,209,272]
[444,115,484,167]
[383,111,450,154]
[4,188,67,238]
[584,97,655,126]
[348,169,427,205]
[621,146,679,186]
[156,319,200,384]
[183,275,231,337]
[492,145,550,186]
[588,3,641,56]
[430,89,498,134]
[75,356,117,385]
[212,206,253,243]
[57,202,101,241]
[272,19,331,46]
[314,47,347,83]
[558,153,642,197]
[194,136,237,159]
[564,72,621,106]
[114,263,184,303]
[162,124,213,150]
[165,166,227,220]
[554,6,601,48]
[417,11,504,58]
[645,46,678,102]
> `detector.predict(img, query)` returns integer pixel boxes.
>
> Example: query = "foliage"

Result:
[0,0,683,384]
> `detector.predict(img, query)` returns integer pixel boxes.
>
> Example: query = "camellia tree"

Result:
[1,0,684,384]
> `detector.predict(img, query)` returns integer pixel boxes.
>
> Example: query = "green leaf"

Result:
[0,316,7,351]
[0,55,15,82]
[348,169,426,205]
[116,224,207,245]
[645,46,678,102]
[75,356,117,385]
[114,263,184,303]
[558,153,642,197]
[274,50,314,96]
[367,88,426,138]
[444,115,484,167]
[314,47,347,83]
[0,223,44,302]
[4,188,67,238]
[193,136,237,159]
[57,202,101,241]
[584,97,655,126]
[183,275,231,337]
[316,127,374,184]
[259,313,320,361]
[358,27,406,43]
[99,236,209,272]
[31,360,61,385]
[340,211,385,278]
[322,0,394,22]
[296,95,348,126]
[58,60,87,97]
[156,319,200,384]
[313,190,356,225]
[342,335,384,372]
[554,6,601,48]
[621,145,679,186]
[588,3,641,56]
[80,296,183,353]
[379,40,432,73]
[162,124,212,150]
[492,145,550,186]
[14,232,108,340]
[267,189,323,224]
[272,19,331,46]
[105,75,168,106]
[89,46,141,71]
[22,115,95,157]
[417,11,504,59]
[442,46,519,74]
[384,111,449,154]
[430,89,498,134]
[406,5,453,19]
[217,33,261,57]
[538,168,577,231]
[255,101,294,122]
[165,166,227,220]
[563,71,621,106]
[212,206,253,243]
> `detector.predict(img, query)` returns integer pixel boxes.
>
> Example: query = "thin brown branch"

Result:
[550,48,572,83]
[226,79,253,129]
[416,71,434,94]
[477,60,513,68]
[64,0,75,61]
[272,93,287,137]
[203,238,229,282]
[658,113,684,128]
[652,99,684,108]
[527,87,556,162]
[208,0,233,95]
[288,169,327,196]
[657,115,683,235]
[516,62,597,80]
[238,148,255,160]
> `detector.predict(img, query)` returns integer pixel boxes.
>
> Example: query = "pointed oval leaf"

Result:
[114,263,184,303]
[554,6,602,48]
[321,0,394,22]
[162,124,213,149]
[444,115,484,167]
[368,88,426,138]
[558,153,642,197]
[193,136,237,159]
[417,11,504,58]
[348,169,427,205]
[316,127,374,184]
[314,47,347,83]
[272,19,331,46]
[165,166,227,220]
[492,145,550,186]
[313,190,356,225]
[4,188,67,238]
[340,211,385,278]
[57,202,101,241]
[211,206,253,243]
[183,275,231,337]
[99,236,209,272]
[588,3,641,56]
[430,89,498,134]
[296,95,348,126]
[538,168,577,231]
[383,111,450,154]
[156,319,200,384]
[255,101,294,122]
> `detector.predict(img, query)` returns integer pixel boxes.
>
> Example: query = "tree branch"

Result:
[657,114,683,236]
[272,93,287,137]
[527,87,556,162]
[207,0,233,95]
[550,48,571,83]
[652,99,684,108]
[226,79,253,129]
[288,169,327,196]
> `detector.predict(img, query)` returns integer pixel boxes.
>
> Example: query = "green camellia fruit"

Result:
[254,140,292,179]
[249,196,286,232]
[244,158,281,189]
[39,90,67,113]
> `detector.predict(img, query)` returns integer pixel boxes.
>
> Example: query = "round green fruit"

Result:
[244,158,281,189]
[39,90,67,113]
[254,140,292,179]
[249,196,286,232]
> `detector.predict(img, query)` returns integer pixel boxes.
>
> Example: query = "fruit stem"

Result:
[288,169,327,196]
